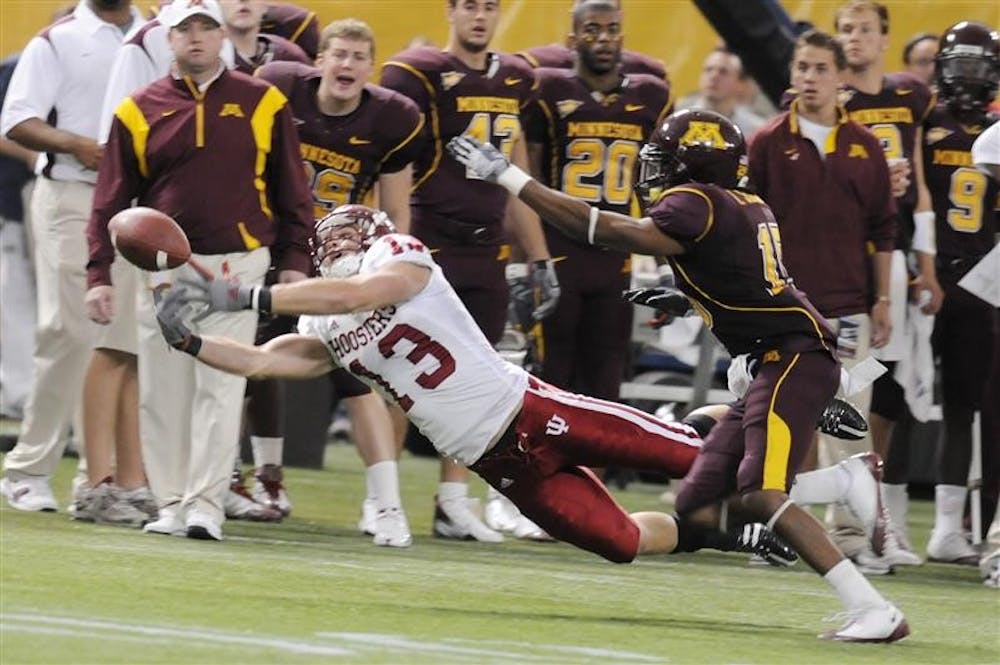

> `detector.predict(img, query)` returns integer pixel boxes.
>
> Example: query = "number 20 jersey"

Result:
[298,235,529,465]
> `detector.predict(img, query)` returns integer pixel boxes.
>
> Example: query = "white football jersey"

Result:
[299,234,528,465]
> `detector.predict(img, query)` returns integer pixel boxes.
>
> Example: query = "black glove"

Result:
[153,285,202,355]
[623,286,692,328]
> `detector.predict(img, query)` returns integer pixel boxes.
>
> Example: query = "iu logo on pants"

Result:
[545,414,569,436]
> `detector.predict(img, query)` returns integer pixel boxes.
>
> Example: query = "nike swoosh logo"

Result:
[505,77,522,86]
[161,110,176,117]
[551,255,568,263]
[625,104,644,112]
[348,136,371,145]
[896,89,913,95]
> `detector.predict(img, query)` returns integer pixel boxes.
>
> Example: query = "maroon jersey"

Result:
[650,183,836,357]
[87,70,314,287]
[517,43,669,83]
[841,73,935,208]
[261,3,319,60]
[923,107,1000,261]
[257,61,425,221]
[380,47,538,246]
[748,104,897,317]
[231,33,311,75]
[524,68,670,267]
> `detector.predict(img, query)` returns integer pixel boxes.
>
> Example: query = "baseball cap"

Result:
[161,0,223,29]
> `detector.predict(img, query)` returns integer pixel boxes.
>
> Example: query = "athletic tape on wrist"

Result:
[497,165,532,196]
[912,210,936,255]
[587,206,599,245]
[765,498,795,531]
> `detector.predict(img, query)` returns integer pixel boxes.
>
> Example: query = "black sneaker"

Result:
[735,523,798,567]
[817,398,868,440]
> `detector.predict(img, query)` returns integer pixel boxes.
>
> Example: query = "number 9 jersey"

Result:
[298,234,529,465]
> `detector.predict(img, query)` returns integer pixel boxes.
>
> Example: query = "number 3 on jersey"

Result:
[461,112,519,180]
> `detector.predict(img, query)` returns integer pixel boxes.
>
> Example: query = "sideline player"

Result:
[380,0,559,542]
[254,18,424,546]
[922,21,1000,565]
[448,109,909,641]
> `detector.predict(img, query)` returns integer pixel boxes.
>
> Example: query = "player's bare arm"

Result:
[377,166,414,233]
[909,131,944,314]
[181,260,431,317]
[448,134,684,257]
[6,117,102,169]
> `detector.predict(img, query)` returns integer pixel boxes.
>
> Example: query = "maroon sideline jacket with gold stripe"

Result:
[87,69,314,288]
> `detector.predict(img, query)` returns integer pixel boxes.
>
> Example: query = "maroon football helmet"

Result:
[635,109,748,206]
[312,204,395,278]
[936,21,1000,116]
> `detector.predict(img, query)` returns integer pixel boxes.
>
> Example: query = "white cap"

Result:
[161,0,223,29]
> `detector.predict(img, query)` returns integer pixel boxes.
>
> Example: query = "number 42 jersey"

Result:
[299,235,529,465]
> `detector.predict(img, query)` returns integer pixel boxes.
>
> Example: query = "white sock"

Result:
[824,559,886,610]
[250,436,283,468]
[366,461,401,512]
[790,464,850,505]
[882,483,909,537]
[438,481,468,506]
[933,484,967,535]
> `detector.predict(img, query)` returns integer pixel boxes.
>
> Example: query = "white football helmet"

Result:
[312,204,395,278]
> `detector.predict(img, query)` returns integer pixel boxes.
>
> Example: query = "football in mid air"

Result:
[109,207,190,271]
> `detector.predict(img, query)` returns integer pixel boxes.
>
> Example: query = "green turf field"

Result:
[1,444,997,664]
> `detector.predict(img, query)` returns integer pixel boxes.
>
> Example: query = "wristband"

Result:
[587,206,600,245]
[179,334,202,357]
[875,295,890,304]
[251,285,272,315]
[505,262,528,281]
[912,210,936,255]
[496,165,532,196]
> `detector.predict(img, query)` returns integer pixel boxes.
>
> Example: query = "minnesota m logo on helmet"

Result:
[679,121,729,149]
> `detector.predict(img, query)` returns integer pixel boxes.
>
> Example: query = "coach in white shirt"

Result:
[0,0,142,512]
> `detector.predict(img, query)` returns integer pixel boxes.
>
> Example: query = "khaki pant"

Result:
[3,179,95,477]
[819,313,874,557]
[0,216,36,417]
[136,248,269,523]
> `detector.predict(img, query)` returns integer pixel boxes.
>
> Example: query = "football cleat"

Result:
[225,473,282,522]
[433,497,504,543]
[820,604,910,643]
[512,514,554,541]
[251,464,292,517]
[927,530,980,565]
[735,522,798,567]
[484,490,520,533]
[983,558,1000,589]
[881,528,923,567]
[839,453,888,557]
[818,398,868,440]
[372,507,413,548]
[358,497,377,535]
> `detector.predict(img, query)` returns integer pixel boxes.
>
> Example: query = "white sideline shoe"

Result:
[881,529,923,566]
[982,558,1000,589]
[927,530,979,565]
[0,474,57,512]
[358,497,377,535]
[72,483,147,527]
[433,497,503,543]
[225,477,282,522]
[143,506,187,537]
[372,508,412,548]
[840,453,888,557]
[186,511,223,541]
[484,491,520,533]
[120,486,159,521]
[820,604,910,643]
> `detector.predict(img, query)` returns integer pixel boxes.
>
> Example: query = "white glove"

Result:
[447,135,532,194]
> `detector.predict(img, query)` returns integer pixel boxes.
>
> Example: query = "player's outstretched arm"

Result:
[180,262,432,317]
[446,135,684,257]
[154,286,332,380]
